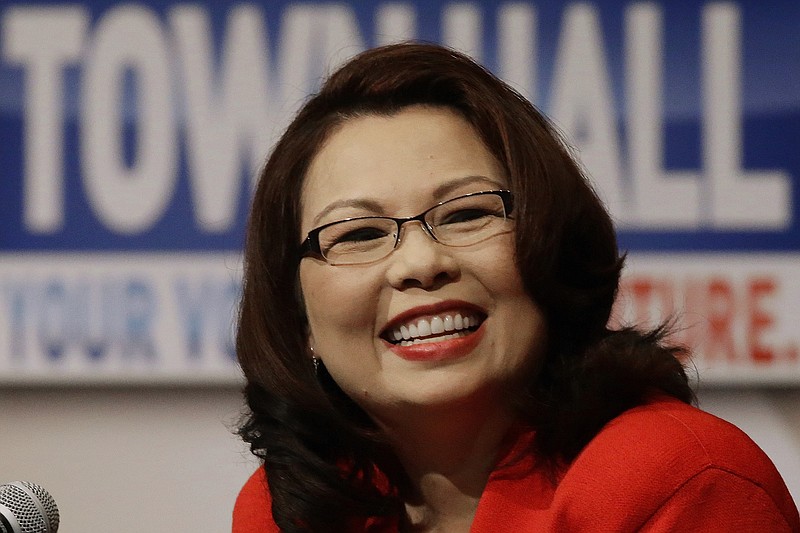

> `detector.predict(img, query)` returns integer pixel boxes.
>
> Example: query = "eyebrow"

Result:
[431,175,506,200]
[311,175,506,227]
[312,198,385,227]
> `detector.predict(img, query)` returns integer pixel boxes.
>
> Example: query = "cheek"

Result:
[472,236,526,295]
[471,240,546,354]
[299,263,380,348]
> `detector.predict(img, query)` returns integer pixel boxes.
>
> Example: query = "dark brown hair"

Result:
[237,43,693,532]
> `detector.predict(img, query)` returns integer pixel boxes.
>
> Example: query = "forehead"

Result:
[300,106,504,230]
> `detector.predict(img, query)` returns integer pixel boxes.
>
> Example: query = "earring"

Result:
[310,345,319,373]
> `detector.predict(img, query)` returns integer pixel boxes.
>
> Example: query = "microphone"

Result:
[0,482,59,533]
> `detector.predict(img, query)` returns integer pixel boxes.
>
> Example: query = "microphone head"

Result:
[0,482,59,533]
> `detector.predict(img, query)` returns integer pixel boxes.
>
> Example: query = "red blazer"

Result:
[233,397,800,532]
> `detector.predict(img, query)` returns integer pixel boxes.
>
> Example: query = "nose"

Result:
[385,222,460,290]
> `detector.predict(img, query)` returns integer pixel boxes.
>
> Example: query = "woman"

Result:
[233,43,799,532]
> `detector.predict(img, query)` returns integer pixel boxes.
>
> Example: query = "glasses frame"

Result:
[299,189,514,265]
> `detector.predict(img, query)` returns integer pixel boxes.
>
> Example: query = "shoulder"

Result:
[232,467,280,533]
[572,395,773,482]
[232,465,394,532]
[551,395,800,531]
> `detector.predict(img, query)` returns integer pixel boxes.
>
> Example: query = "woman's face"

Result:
[298,106,546,420]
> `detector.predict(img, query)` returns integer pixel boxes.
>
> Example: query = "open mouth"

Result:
[383,312,486,347]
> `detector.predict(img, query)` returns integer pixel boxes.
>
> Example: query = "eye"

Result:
[319,220,396,256]
[440,207,500,225]
[332,226,389,243]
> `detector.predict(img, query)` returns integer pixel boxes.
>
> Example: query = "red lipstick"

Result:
[381,300,487,362]
[386,323,485,362]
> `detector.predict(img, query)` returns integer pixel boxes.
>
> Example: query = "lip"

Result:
[381,300,487,362]
[382,300,486,334]
[385,322,485,362]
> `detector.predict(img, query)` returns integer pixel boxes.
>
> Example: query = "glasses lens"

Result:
[317,217,397,265]
[427,192,509,246]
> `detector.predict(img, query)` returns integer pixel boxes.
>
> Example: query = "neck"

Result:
[373,400,516,531]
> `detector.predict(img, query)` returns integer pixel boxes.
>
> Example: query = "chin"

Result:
[377,373,509,412]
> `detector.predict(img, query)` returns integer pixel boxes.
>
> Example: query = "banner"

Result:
[1,1,798,384]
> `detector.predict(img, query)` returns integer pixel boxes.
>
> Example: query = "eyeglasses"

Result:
[300,190,514,266]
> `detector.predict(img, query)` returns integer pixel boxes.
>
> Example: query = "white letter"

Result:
[550,4,625,221]
[498,3,536,102]
[376,3,416,45]
[3,7,88,233]
[273,5,365,134]
[703,3,791,229]
[626,3,701,227]
[442,3,482,60]
[82,5,176,234]
[171,5,271,232]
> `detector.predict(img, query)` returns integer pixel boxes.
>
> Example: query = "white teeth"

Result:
[388,313,481,344]
[417,319,432,337]
[443,315,454,331]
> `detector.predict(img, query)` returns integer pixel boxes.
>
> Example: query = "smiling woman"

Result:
[297,107,544,416]
[232,44,799,532]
